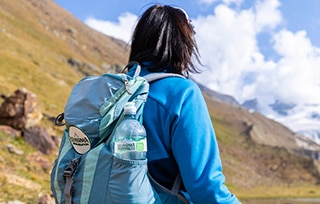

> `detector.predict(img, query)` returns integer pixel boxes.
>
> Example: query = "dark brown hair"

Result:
[129,4,201,76]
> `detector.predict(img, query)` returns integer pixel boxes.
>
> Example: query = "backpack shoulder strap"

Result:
[144,72,189,203]
[143,72,185,83]
[148,173,189,204]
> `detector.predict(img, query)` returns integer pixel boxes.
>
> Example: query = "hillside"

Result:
[0,0,128,117]
[0,0,320,203]
[204,94,320,198]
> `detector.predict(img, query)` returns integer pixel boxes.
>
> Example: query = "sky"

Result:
[54,0,320,121]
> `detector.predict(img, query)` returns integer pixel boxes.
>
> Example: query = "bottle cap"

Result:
[124,102,137,115]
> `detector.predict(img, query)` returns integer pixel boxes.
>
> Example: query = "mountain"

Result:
[0,0,320,202]
[242,97,320,149]
[200,84,320,160]
[197,82,240,106]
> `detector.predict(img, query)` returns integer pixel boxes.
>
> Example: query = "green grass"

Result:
[0,131,53,203]
[207,103,320,200]
[236,185,320,199]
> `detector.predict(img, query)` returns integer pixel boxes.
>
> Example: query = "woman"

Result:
[128,4,241,204]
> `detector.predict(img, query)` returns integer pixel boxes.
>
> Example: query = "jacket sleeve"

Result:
[171,80,241,204]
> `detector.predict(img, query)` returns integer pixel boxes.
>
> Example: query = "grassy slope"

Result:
[0,0,126,202]
[0,0,82,115]
[0,0,319,202]
[204,94,320,199]
[0,131,53,202]
[0,0,128,115]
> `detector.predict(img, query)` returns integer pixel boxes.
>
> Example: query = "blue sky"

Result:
[54,0,320,131]
[54,0,320,46]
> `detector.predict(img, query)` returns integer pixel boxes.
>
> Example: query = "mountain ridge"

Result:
[198,83,320,160]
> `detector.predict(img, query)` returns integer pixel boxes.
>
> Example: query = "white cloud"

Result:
[192,3,264,101]
[271,29,320,104]
[193,0,320,110]
[84,12,138,43]
[254,0,282,31]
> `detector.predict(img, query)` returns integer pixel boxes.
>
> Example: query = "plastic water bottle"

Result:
[111,102,147,160]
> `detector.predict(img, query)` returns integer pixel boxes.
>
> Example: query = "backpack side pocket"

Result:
[108,157,158,204]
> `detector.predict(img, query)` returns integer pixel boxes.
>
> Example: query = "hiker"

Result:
[127,4,241,204]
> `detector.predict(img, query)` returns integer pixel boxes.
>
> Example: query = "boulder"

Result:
[0,88,43,130]
[23,126,57,154]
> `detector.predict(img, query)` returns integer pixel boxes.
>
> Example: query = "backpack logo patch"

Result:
[69,126,91,154]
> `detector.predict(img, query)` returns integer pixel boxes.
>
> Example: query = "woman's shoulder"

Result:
[136,67,202,96]
[147,75,203,104]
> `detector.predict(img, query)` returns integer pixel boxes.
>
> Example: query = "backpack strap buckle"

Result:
[122,78,132,94]
[63,158,80,204]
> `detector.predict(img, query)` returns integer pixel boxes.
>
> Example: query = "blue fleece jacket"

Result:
[128,67,241,204]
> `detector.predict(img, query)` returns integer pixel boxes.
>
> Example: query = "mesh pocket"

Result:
[108,156,157,204]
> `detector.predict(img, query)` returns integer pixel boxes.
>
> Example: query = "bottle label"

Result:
[114,139,147,153]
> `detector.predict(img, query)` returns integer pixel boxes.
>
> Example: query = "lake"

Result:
[242,198,320,204]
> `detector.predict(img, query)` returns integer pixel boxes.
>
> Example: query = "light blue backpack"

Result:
[50,62,189,204]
